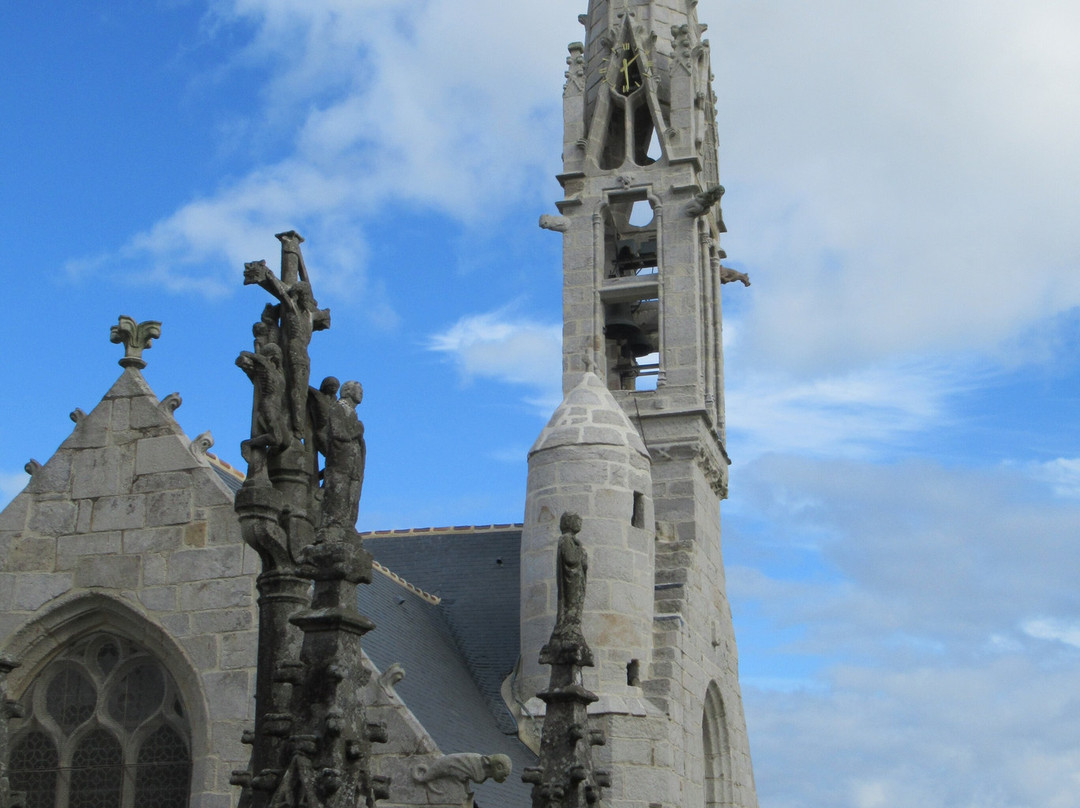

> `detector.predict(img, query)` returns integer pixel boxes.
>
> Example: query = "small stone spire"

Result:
[109,315,162,370]
[522,513,611,807]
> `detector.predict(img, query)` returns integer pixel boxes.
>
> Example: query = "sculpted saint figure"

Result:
[554,511,587,638]
[314,379,366,530]
[236,341,289,480]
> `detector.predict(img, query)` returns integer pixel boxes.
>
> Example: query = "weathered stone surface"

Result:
[0,495,28,531]
[179,577,250,611]
[146,488,193,526]
[26,452,73,495]
[91,495,145,530]
[123,525,182,554]
[27,500,77,536]
[135,435,201,475]
[14,572,72,610]
[56,531,122,569]
[168,546,243,583]
[137,585,178,611]
[192,608,253,634]
[71,447,121,499]
[74,554,140,588]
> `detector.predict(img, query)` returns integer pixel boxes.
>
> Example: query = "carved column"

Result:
[231,233,385,808]
[522,513,611,808]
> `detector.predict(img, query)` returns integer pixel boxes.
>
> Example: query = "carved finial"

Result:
[190,431,215,457]
[69,408,87,424]
[159,393,183,415]
[110,316,161,370]
[24,459,41,476]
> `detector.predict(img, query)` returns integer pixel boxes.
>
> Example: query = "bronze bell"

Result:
[605,303,656,357]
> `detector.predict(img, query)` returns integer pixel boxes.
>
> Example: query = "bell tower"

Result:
[523,1,759,806]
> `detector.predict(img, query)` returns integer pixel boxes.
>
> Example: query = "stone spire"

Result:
[522,513,611,808]
[231,233,388,808]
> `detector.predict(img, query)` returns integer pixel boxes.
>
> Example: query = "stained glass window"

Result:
[134,725,191,808]
[9,731,58,808]
[69,730,122,808]
[7,633,192,808]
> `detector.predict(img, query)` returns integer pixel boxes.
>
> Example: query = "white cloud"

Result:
[746,658,1080,808]
[428,309,562,412]
[1025,457,1080,499]
[726,452,1080,806]
[725,356,982,461]
[81,0,581,303]
[1022,617,1080,649]
[709,0,1080,373]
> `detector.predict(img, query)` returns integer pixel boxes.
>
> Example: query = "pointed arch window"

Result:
[8,632,192,808]
[703,681,733,808]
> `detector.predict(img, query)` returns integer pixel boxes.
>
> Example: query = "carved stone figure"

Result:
[539,214,570,233]
[686,184,725,217]
[523,513,610,807]
[236,341,290,480]
[313,379,365,531]
[672,23,693,67]
[412,753,512,795]
[720,266,751,287]
[554,512,586,638]
[243,260,329,440]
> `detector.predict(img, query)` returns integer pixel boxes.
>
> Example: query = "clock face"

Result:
[602,41,651,95]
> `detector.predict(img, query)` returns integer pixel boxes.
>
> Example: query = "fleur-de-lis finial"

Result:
[110,316,162,370]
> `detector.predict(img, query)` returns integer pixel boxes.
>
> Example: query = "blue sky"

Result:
[3,1,1079,806]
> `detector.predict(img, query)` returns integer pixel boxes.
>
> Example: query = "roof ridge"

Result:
[205,452,246,481]
[372,560,441,605]
[359,523,523,537]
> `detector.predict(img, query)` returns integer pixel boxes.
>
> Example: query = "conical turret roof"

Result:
[530,372,647,458]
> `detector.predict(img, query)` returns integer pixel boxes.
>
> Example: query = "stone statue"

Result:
[554,512,586,634]
[412,753,512,795]
[311,378,365,531]
[236,341,290,480]
[243,260,329,440]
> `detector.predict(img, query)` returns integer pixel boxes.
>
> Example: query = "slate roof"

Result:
[206,453,245,494]
[360,525,534,808]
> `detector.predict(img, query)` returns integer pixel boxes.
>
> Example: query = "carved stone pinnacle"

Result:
[110,316,162,370]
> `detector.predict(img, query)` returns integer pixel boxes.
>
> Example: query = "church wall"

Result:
[0,369,259,808]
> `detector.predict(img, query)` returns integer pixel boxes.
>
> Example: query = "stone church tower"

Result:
[519,1,758,806]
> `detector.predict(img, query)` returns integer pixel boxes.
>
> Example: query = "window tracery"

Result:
[8,633,191,808]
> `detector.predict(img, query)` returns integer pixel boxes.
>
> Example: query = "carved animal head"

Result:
[483,754,512,783]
